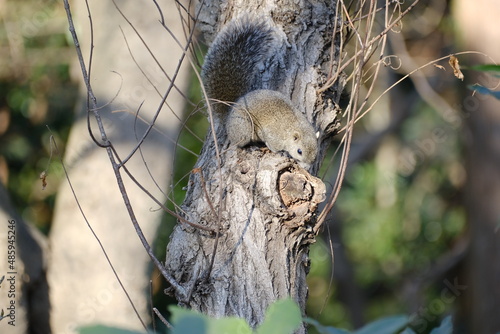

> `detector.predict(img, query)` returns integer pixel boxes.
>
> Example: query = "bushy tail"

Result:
[201,18,275,114]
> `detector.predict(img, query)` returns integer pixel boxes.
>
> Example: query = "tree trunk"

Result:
[453,1,500,333]
[48,1,190,332]
[165,0,341,332]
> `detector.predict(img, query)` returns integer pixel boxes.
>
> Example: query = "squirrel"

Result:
[201,17,318,168]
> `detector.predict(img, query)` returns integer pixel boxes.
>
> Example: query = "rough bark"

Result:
[165,0,341,332]
[48,1,190,332]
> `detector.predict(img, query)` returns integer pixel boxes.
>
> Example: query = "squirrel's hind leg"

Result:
[226,108,255,148]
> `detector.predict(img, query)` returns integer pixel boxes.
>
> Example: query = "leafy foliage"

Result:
[469,64,500,73]
[79,325,148,334]
[78,301,453,334]
[306,315,408,334]
[169,298,301,334]
[169,306,252,334]
[255,299,302,334]
[429,316,452,334]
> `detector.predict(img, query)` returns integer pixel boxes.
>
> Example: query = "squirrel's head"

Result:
[288,129,318,169]
[233,89,319,169]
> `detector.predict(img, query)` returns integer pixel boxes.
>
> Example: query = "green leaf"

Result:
[255,299,302,334]
[78,325,147,334]
[303,317,351,334]
[208,317,253,334]
[169,305,199,325]
[469,64,500,73]
[468,84,500,100]
[171,313,207,334]
[353,315,409,334]
[429,316,452,334]
[168,305,252,334]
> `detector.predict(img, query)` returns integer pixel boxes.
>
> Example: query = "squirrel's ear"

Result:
[293,132,300,141]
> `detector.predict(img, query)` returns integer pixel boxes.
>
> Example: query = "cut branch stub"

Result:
[279,168,326,228]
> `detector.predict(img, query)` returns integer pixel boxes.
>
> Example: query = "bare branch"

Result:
[62,0,187,299]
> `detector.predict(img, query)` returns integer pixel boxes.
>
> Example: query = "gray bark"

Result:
[48,1,190,332]
[165,0,341,332]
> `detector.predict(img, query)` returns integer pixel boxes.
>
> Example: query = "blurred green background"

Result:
[0,0,77,234]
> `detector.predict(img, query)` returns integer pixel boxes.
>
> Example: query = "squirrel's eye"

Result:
[297,149,303,155]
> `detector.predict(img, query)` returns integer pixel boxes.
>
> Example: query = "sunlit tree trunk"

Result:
[48,1,190,332]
